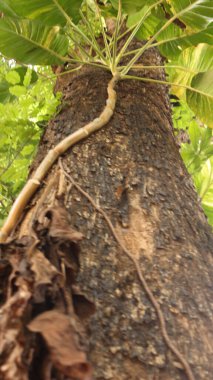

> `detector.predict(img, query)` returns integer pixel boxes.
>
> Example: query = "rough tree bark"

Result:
[0,47,213,380]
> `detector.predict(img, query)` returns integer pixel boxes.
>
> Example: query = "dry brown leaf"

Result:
[29,249,59,286]
[0,288,31,380]
[28,310,93,380]
[45,206,84,242]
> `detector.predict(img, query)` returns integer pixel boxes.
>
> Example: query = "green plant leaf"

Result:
[0,17,68,64]
[0,0,83,25]
[9,85,27,96]
[0,80,15,103]
[15,67,38,86]
[5,70,21,84]
[202,184,213,225]
[0,68,38,103]
[186,70,213,127]
[168,44,213,98]
[157,22,213,58]
[194,158,213,197]
[127,5,165,40]
[110,0,156,14]
[0,1,17,17]
[193,158,213,225]
[169,0,213,30]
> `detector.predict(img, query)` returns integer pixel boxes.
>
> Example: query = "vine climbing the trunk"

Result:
[0,72,119,243]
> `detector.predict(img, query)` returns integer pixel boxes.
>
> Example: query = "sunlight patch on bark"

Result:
[115,191,158,260]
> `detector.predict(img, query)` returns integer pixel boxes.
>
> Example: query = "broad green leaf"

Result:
[0,17,68,65]
[5,70,20,84]
[0,0,83,26]
[186,70,213,127]
[194,158,213,197]
[169,0,213,30]
[0,1,17,17]
[127,5,165,40]
[157,23,183,57]
[202,201,213,226]
[110,0,156,14]
[193,158,213,225]
[158,22,213,58]
[168,44,213,98]
[202,185,213,225]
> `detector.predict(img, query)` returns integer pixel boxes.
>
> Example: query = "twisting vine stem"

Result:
[59,160,195,380]
[0,73,120,243]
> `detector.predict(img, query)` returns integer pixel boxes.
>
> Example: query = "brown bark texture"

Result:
[0,47,213,380]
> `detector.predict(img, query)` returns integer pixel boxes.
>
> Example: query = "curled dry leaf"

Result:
[29,249,61,303]
[28,310,93,380]
[0,288,31,380]
[43,206,84,242]
[29,249,59,286]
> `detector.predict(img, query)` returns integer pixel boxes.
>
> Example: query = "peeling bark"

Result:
[0,47,213,380]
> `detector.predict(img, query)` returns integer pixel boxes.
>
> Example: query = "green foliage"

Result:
[0,18,69,65]
[168,0,212,30]
[166,44,213,127]
[172,99,213,225]
[0,62,61,225]
[0,0,83,25]
[186,70,213,127]
[0,64,38,102]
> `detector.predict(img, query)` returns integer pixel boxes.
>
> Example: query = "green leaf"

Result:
[202,180,213,225]
[0,17,68,65]
[0,80,14,103]
[15,67,38,86]
[0,67,38,102]
[168,44,213,98]
[0,1,17,17]
[127,5,165,40]
[110,0,155,14]
[157,22,213,58]
[186,70,213,127]
[9,85,27,96]
[202,201,213,226]
[5,70,21,84]
[194,158,213,199]
[169,0,213,30]
[0,0,83,25]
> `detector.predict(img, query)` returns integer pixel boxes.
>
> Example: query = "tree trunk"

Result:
[0,48,213,380]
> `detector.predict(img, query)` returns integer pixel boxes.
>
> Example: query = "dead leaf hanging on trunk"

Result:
[39,206,84,243]
[28,310,93,380]
[0,288,31,380]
